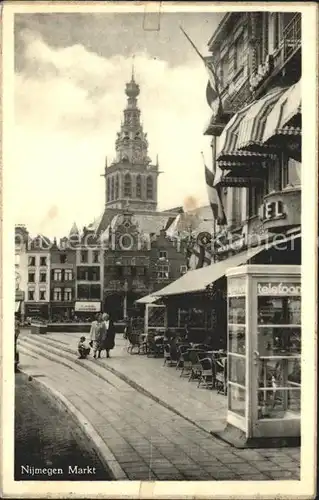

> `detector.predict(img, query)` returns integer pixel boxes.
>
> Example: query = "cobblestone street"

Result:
[17,331,300,481]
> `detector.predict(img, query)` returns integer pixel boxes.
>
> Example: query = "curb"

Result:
[19,367,128,481]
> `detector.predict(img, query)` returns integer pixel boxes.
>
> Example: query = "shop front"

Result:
[50,302,75,322]
[25,302,49,320]
[74,300,101,320]
[216,264,301,448]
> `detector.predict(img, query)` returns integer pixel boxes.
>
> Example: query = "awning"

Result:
[216,105,271,163]
[135,294,159,305]
[153,244,269,297]
[74,301,101,312]
[263,81,301,144]
[236,87,286,151]
[15,301,21,313]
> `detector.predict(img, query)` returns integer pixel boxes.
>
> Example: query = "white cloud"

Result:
[14,30,212,237]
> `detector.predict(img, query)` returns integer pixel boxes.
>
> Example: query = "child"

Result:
[78,336,90,359]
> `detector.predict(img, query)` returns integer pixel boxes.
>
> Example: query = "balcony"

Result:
[260,187,301,232]
[251,14,301,96]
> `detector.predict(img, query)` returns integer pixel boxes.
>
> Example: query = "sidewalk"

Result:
[18,331,300,481]
[38,332,227,433]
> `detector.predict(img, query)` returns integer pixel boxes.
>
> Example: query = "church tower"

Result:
[103,69,159,211]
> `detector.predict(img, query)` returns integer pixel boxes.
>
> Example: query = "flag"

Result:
[180,26,223,115]
[203,158,227,226]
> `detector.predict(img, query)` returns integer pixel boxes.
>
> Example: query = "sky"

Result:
[14,10,224,238]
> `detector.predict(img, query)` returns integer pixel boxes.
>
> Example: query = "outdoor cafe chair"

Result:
[213,357,228,395]
[176,344,191,370]
[126,332,142,355]
[163,343,177,366]
[197,357,214,389]
[188,350,203,382]
[180,351,192,377]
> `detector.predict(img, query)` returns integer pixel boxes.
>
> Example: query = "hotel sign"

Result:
[260,200,286,221]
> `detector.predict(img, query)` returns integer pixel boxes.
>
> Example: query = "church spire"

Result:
[114,69,150,165]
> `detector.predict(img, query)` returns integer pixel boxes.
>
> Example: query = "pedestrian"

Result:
[89,313,99,357]
[101,312,116,359]
[77,336,90,359]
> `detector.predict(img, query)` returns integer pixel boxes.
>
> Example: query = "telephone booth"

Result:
[221,264,301,447]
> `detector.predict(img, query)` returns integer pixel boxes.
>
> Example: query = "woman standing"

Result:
[89,313,99,358]
[101,313,116,358]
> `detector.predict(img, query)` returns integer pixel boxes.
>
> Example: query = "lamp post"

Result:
[123,279,128,320]
[203,218,217,263]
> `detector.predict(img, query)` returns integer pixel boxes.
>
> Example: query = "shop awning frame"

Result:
[153,235,300,298]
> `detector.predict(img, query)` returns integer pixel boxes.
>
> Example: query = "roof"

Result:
[166,206,214,239]
[153,244,270,297]
[135,294,159,305]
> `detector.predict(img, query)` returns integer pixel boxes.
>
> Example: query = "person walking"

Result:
[101,313,116,359]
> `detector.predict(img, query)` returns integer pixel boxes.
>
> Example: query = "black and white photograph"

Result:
[1,2,317,498]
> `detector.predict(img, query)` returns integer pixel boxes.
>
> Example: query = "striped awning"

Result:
[217,98,274,162]
[263,81,301,144]
[236,87,286,151]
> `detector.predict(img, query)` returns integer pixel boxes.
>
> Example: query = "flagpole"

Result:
[211,137,217,264]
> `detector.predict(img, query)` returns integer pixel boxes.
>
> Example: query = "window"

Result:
[39,289,46,301]
[40,272,47,283]
[64,288,72,301]
[107,177,111,202]
[15,254,20,266]
[146,176,153,200]
[123,266,131,276]
[81,250,88,263]
[91,285,101,300]
[53,287,62,301]
[270,13,282,52]
[28,289,35,301]
[136,175,142,198]
[137,267,146,276]
[157,265,169,279]
[180,265,187,275]
[248,184,265,218]
[234,34,245,72]
[28,256,36,266]
[77,284,90,299]
[282,157,301,188]
[159,250,167,259]
[28,272,35,283]
[77,267,89,280]
[111,176,115,201]
[115,174,119,199]
[53,269,62,281]
[90,267,100,281]
[64,269,73,281]
[93,251,99,263]
[124,173,132,197]
[60,254,67,264]
[40,256,47,266]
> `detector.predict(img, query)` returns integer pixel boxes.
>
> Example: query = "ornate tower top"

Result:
[103,71,159,212]
[113,70,152,166]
